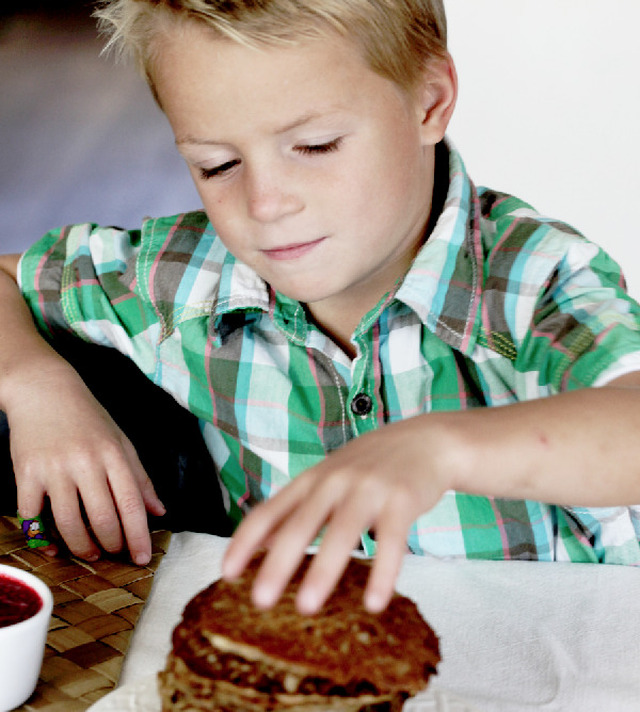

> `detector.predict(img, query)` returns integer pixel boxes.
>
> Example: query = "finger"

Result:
[16,477,46,521]
[140,477,166,517]
[363,504,414,613]
[79,478,124,554]
[108,460,153,565]
[124,442,166,517]
[223,474,315,580]
[294,488,383,614]
[295,528,363,615]
[16,511,57,555]
[48,483,101,561]
[364,538,407,613]
[40,543,60,557]
[251,529,320,610]
[248,478,342,609]
[17,471,59,555]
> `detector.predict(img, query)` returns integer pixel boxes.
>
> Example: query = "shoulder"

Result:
[474,187,633,360]
[137,210,231,319]
[141,210,213,250]
[139,211,271,339]
[476,186,626,301]
[478,188,590,269]
[140,210,221,268]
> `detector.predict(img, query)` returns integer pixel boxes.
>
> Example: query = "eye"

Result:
[296,137,343,156]
[199,159,240,180]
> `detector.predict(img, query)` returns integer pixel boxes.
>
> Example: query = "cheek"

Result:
[188,169,214,214]
[193,179,241,237]
[343,148,421,228]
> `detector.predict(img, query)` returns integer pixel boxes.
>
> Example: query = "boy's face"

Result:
[152,22,447,327]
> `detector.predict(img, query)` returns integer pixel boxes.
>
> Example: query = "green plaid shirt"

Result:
[18,142,640,564]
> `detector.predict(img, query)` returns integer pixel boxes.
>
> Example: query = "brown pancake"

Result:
[161,655,408,711]
[159,552,440,711]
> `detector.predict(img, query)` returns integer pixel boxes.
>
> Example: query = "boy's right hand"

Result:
[6,365,166,565]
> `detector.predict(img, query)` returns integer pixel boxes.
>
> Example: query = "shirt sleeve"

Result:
[18,222,163,376]
[516,232,640,392]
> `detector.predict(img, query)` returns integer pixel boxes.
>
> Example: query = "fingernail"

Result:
[297,587,321,615]
[222,557,241,580]
[364,590,385,613]
[252,583,277,610]
[221,563,235,580]
[135,552,151,566]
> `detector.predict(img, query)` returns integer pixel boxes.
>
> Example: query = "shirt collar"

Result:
[394,139,484,356]
[210,139,484,355]
[209,249,270,344]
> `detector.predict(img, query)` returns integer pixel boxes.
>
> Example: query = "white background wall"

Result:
[444,1,640,298]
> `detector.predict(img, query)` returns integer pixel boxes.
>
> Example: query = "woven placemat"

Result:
[0,516,171,711]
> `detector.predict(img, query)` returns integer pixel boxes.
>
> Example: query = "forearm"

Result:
[0,254,164,563]
[224,377,640,614]
[0,255,80,412]
[448,377,640,507]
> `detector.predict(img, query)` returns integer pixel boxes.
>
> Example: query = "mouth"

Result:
[262,236,327,261]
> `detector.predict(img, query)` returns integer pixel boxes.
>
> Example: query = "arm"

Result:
[223,374,640,613]
[0,254,165,563]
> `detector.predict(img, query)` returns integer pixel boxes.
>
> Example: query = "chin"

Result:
[272,280,336,306]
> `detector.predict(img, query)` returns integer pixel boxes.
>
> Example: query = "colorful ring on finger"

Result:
[18,514,53,548]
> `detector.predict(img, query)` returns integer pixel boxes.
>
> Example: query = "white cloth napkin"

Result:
[119,532,640,711]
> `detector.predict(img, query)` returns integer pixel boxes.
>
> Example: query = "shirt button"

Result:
[350,393,373,416]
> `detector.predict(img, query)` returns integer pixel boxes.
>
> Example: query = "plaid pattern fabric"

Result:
[18,141,640,564]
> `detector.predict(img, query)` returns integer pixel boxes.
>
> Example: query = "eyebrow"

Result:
[175,110,344,147]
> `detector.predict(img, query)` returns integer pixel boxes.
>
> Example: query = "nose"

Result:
[244,163,304,224]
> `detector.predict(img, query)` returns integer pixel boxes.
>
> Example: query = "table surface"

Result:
[118,532,640,712]
[3,517,640,712]
[0,516,171,711]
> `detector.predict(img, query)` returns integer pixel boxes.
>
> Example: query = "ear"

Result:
[415,53,458,146]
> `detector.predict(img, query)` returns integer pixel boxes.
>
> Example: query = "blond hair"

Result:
[94,0,447,92]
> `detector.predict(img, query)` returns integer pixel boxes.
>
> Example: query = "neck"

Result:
[305,142,450,359]
[305,259,405,361]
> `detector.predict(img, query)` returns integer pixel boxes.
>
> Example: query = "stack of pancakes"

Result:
[159,552,440,711]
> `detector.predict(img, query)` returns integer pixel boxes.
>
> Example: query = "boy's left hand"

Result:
[223,377,640,614]
[222,415,452,614]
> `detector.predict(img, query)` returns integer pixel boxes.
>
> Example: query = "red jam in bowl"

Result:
[0,574,43,628]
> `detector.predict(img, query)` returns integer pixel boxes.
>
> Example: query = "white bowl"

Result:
[0,563,53,712]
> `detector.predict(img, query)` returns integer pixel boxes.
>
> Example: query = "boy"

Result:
[1,0,640,615]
